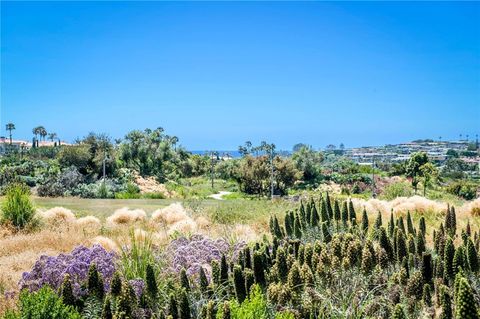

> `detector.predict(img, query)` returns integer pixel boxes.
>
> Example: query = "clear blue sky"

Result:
[1,1,479,150]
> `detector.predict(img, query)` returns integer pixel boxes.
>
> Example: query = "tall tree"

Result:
[39,126,47,141]
[406,152,429,194]
[5,123,15,145]
[420,162,438,197]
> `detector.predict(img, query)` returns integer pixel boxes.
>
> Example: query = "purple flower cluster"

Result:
[167,234,245,277]
[19,244,116,297]
[128,279,145,299]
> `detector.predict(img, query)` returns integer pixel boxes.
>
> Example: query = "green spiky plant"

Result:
[110,272,122,297]
[441,285,453,319]
[454,276,479,319]
[101,296,112,319]
[444,237,455,282]
[392,304,407,319]
[168,294,178,319]
[178,289,191,319]
[233,265,247,303]
[252,250,266,288]
[87,264,104,300]
[423,284,432,307]
[180,268,190,291]
[361,208,369,234]
[146,263,158,298]
[60,274,75,307]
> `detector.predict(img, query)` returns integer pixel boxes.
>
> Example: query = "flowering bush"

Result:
[167,234,245,277]
[19,245,116,297]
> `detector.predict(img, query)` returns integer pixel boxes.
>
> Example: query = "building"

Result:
[0,137,29,155]
[0,137,71,155]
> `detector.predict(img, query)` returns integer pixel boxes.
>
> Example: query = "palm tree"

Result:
[5,123,15,145]
[48,132,57,143]
[32,126,41,145]
[39,127,47,142]
[171,136,179,151]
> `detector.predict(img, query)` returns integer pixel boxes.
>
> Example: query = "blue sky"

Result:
[1,1,479,150]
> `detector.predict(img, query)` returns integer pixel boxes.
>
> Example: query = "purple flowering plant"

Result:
[166,234,245,278]
[19,244,117,297]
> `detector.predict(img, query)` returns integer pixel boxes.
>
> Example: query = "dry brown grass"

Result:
[0,226,95,292]
[151,202,200,235]
[91,236,119,252]
[76,215,102,229]
[37,206,76,225]
[106,207,147,226]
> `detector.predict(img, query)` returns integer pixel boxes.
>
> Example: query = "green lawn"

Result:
[2,197,296,225]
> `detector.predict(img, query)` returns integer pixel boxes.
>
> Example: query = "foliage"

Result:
[118,127,188,181]
[291,145,323,184]
[13,286,81,319]
[380,181,413,200]
[37,166,84,197]
[1,183,36,229]
[4,194,480,319]
[234,155,301,196]
[406,152,429,194]
[446,180,478,200]
[216,285,268,319]
[57,145,92,175]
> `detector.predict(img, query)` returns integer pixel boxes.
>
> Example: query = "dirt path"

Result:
[208,191,232,200]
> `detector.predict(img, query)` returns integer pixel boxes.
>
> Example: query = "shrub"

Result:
[381,181,412,200]
[16,286,82,319]
[1,183,35,229]
[57,145,91,175]
[216,285,268,319]
[142,192,166,199]
[446,181,478,200]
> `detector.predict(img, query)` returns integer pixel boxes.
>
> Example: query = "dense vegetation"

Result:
[1,127,479,200]
[2,194,479,318]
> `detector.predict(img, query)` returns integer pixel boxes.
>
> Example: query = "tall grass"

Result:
[1,183,36,230]
[118,229,160,280]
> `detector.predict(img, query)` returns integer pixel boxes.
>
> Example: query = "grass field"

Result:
[0,196,298,225]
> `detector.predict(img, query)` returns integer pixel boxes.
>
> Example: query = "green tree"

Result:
[420,162,438,196]
[406,152,429,194]
[291,145,323,183]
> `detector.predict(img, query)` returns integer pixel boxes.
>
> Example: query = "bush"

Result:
[70,180,121,198]
[446,181,478,200]
[381,181,412,200]
[115,181,159,199]
[57,145,91,175]
[216,285,268,319]
[1,183,36,229]
[15,286,81,319]
[37,166,84,197]
[141,192,166,199]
